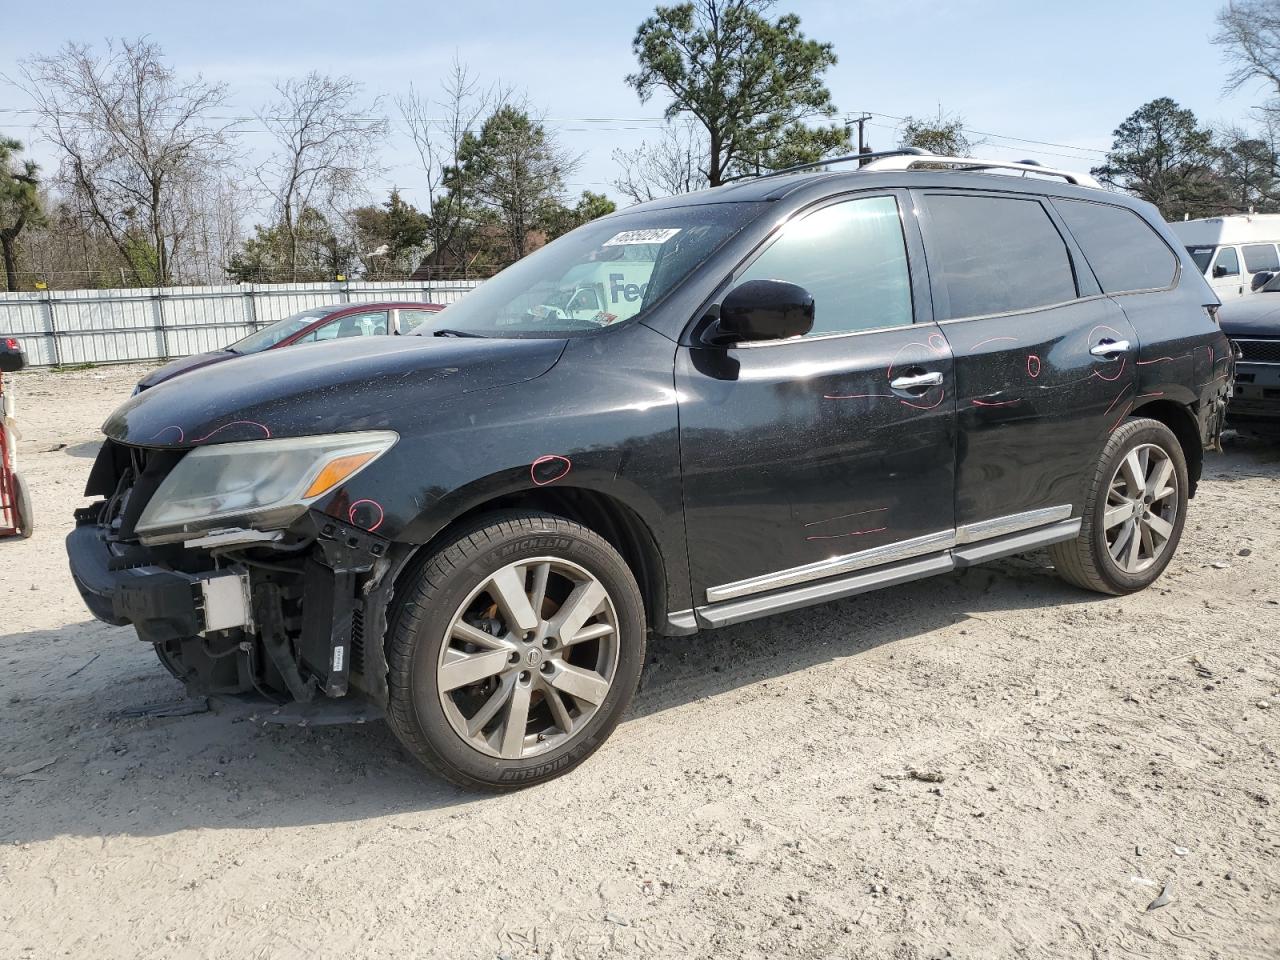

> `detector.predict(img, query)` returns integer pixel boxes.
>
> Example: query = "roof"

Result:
[615,165,1122,216]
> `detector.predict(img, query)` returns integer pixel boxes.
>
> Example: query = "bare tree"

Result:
[1215,1,1280,109]
[396,58,501,275]
[14,38,236,285]
[256,73,388,280]
[612,119,708,204]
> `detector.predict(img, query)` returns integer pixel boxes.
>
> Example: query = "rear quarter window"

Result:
[1053,199,1178,293]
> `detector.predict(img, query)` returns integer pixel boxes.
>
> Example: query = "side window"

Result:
[1214,247,1240,278]
[737,196,913,336]
[301,311,389,342]
[1242,243,1280,274]
[398,309,437,334]
[922,194,1077,319]
[1053,199,1178,293]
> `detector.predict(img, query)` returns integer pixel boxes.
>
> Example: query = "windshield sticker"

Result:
[603,228,681,246]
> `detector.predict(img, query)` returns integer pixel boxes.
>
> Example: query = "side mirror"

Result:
[1251,270,1275,292]
[1213,264,1230,279]
[715,279,814,343]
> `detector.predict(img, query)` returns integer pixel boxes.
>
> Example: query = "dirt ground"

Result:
[0,363,1277,960]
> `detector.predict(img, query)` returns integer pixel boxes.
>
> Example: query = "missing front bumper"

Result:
[66,523,252,644]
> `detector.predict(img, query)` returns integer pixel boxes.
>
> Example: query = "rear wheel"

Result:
[386,511,646,789]
[13,472,33,539]
[1050,417,1188,595]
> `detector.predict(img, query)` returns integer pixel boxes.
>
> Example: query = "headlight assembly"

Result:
[135,431,398,541]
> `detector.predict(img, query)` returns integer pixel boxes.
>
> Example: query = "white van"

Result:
[1170,213,1280,300]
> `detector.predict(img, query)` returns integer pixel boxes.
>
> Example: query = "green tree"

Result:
[898,109,975,156]
[455,106,577,262]
[0,138,45,292]
[227,208,350,283]
[626,0,848,186]
[351,189,431,277]
[542,191,618,241]
[1092,98,1228,220]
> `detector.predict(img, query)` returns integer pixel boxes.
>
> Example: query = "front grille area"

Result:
[1235,338,1280,364]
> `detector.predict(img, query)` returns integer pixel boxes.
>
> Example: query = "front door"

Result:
[676,192,957,609]
[1209,245,1244,299]
[913,190,1139,532]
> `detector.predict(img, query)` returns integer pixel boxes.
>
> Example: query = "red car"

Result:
[135,301,444,391]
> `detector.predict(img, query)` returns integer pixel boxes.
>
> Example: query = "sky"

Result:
[0,0,1268,215]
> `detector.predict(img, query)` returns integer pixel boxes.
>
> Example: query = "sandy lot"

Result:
[0,363,1277,960]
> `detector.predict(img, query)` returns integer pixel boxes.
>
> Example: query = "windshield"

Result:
[1187,246,1216,275]
[417,203,764,337]
[228,308,332,353]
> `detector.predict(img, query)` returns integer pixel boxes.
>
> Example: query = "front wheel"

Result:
[1050,417,1189,595]
[386,511,646,789]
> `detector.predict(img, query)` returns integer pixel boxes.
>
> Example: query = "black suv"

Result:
[67,153,1231,789]
[1215,273,1280,435]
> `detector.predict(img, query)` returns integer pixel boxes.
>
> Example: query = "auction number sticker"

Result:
[603,228,682,246]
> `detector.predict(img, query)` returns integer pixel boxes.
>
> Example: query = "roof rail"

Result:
[759,147,928,179]
[860,154,1101,188]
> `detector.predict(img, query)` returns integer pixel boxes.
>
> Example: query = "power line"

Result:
[858,120,1103,165]
[858,110,1108,157]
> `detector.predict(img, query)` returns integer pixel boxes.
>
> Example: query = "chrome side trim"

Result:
[955,505,1072,545]
[705,528,956,603]
[697,554,954,629]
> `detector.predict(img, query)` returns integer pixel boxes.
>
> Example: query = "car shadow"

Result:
[0,551,1099,844]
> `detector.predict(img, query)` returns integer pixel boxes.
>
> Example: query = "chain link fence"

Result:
[0,280,483,367]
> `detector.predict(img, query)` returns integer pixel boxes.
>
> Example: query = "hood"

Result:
[1218,295,1280,338]
[136,350,233,389]
[104,335,567,448]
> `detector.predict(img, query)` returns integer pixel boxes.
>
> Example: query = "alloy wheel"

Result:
[1103,443,1179,575]
[436,557,619,760]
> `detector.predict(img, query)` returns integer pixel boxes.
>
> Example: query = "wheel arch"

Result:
[1130,398,1203,497]
[395,484,672,635]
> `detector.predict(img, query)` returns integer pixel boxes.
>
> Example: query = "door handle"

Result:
[1090,340,1130,358]
[889,371,944,391]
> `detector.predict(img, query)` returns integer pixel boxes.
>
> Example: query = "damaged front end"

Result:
[67,436,399,710]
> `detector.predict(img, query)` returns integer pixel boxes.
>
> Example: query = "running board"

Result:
[951,518,1080,567]
[689,517,1080,630]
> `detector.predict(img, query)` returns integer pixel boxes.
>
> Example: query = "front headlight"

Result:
[135,431,398,541]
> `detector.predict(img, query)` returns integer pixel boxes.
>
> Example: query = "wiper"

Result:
[432,328,487,338]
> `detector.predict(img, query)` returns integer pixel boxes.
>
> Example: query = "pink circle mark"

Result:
[531,455,572,486]
[1026,354,1041,378]
[348,499,385,532]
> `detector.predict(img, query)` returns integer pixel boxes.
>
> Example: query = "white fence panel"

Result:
[0,280,483,367]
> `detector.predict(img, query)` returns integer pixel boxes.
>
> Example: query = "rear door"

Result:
[1241,242,1280,294]
[914,190,1137,534]
[676,191,957,611]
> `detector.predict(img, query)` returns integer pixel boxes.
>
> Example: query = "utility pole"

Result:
[847,114,873,165]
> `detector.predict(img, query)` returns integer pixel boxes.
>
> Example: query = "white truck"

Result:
[1170,213,1280,300]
